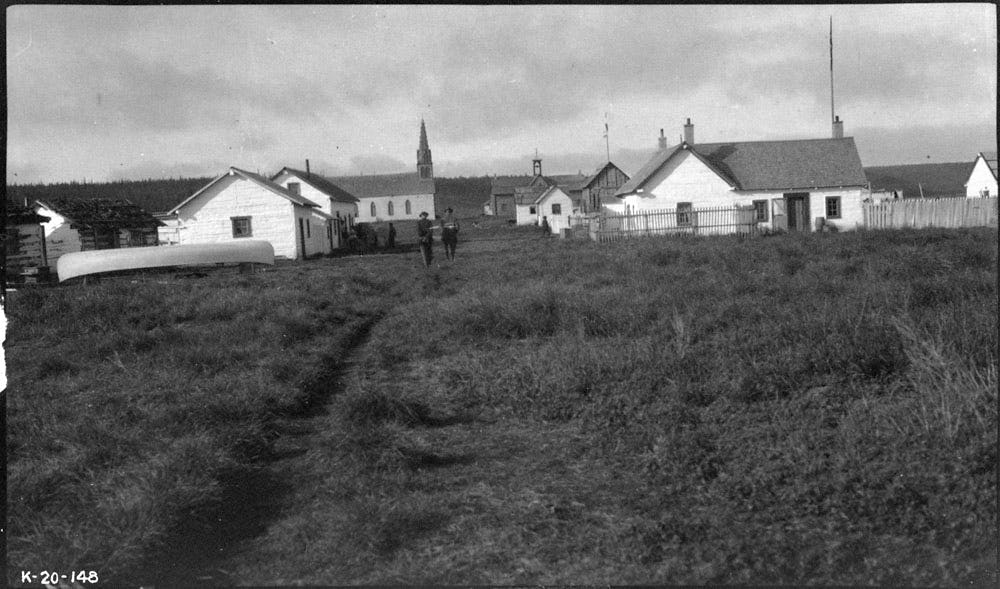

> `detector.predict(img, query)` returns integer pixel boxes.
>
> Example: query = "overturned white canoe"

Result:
[57,240,275,282]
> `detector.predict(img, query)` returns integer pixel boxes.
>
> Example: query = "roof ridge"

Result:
[695,136,855,147]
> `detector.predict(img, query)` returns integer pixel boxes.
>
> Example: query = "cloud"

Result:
[348,154,409,175]
[853,122,998,166]
[7,49,334,135]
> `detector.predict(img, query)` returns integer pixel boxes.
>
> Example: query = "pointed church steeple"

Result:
[417,119,433,179]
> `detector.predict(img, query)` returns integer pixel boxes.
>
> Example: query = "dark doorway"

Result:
[784,193,810,232]
[298,218,306,259]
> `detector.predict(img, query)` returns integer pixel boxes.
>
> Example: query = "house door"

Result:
[298,218,307,259]
[784,193,810,232]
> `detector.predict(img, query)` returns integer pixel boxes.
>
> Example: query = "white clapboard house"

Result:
[164,167,337,260]
[614,118,869,232]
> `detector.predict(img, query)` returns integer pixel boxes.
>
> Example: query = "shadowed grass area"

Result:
[7,227,998,585]
[5,263,394,584]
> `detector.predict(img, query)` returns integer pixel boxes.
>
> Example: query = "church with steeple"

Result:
[272,120,437,225]
[417,119,433,179]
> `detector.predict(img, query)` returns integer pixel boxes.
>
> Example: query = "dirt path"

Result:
[193,415,647,586]
[149,317,381,587]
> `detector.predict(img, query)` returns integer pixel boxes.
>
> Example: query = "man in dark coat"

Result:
[440,207,460,261]
[387,222,397,249]
[416,211,434,267]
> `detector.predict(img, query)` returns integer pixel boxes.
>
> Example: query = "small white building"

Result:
[517,185,575,234]
[165,167,337,260]
[614,119,869,232]
[271,165,358,239]
[965,151,998,198]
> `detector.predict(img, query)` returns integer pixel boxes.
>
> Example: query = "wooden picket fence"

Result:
[863,197,998,230]
[589,205,759,243]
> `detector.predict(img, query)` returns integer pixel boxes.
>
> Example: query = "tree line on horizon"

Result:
[6,175,497,217]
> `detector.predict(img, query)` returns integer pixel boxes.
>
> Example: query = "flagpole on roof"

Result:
[830,15,835,125]
[604,113,610,162]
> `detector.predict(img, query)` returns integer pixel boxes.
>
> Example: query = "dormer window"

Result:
[288,182,301,195]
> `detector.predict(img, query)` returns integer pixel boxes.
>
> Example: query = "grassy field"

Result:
[6,223,997,585]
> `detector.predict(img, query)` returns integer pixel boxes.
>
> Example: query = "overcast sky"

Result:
[6,4,997,185]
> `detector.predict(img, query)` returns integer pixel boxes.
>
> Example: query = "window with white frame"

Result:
[825,196,841,219]
[388,201,394,216]
[370,202,377,217]
[551,203,562,215]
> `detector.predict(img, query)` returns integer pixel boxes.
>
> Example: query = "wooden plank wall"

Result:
[862,197,998,229]
[5,225,48,272]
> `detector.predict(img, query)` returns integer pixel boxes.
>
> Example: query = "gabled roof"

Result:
[617,137,868,196]
[169,167,323,214]
[977,151,998,179]
[865,161,975,197]
[533,185,570,205]
[36,198,162,228]
[578,161,630,189]
[320,172,435,199]
[491,175,535,195]
[272,167,360,204]
[544,174,589,191]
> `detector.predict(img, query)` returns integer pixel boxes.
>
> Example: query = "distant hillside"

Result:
[434,176,493,218]
[864,162,974,198]
[6,175,496,219]
[6,177,213,214]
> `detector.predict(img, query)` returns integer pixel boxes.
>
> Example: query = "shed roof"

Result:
[320,172,435,199]
[36,198,163,229]
[616,137,868,196]
[7,203,50,225]
[169,167,323,214]
[865,161,975,197]
[545,173,589,191]
[491,175,535,195]
[272,167,360,204]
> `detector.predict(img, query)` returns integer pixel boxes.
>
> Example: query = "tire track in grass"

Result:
[144,314,384,587]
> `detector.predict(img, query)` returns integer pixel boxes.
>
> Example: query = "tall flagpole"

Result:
[830,16,835,124]
[604,113,610,162]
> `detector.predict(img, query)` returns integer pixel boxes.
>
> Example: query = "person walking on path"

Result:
[366,223,379,253]
[540,215,551,236]
[416,211,435,267]
[440,207,460,261]
[386,222,397,250]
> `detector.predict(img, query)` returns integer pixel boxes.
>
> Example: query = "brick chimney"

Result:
[683,118,694,144]
[658,128,667,150]
[832,115,844,139]
[306,159,311,177]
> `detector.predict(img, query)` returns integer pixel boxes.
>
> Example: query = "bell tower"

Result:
[417,119,433,179]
